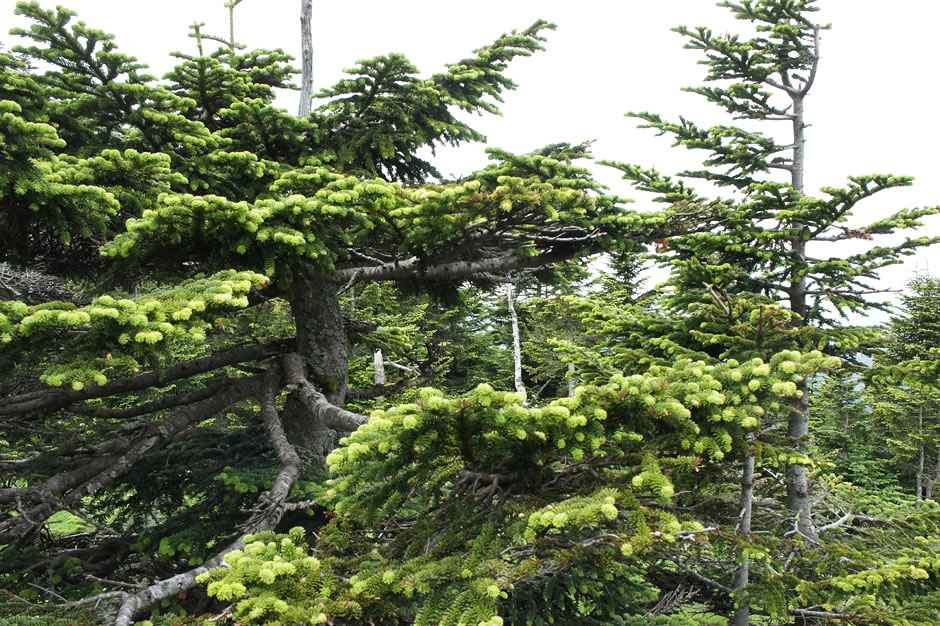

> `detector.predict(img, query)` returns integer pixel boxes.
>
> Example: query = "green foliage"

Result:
[198,528,336,625]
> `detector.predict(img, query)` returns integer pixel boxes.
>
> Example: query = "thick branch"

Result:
[280,353,368,431]
[114,369,304,626]
[0,340,291,416]
[69,381,231,420]
[325,248,577,287]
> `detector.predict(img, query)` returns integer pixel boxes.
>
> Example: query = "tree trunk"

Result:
[731,450,755,626]
[566,329,576,397]
[373,348,386,407]
[784,91,817,544]
[930,442,940,502]
[298,0,313,117]
[282,276,349,455]
[916,404,925,504]
[507,282,525,399]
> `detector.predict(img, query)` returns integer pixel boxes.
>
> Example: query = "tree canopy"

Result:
[1,1,940,625]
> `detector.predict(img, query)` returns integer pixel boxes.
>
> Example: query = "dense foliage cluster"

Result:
[1,0,939,624]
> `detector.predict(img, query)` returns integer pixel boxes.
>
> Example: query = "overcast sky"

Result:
[3,0,938,315]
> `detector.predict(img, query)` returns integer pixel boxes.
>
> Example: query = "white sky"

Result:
[3,0,938,316]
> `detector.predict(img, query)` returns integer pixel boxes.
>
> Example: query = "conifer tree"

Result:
[605,0,940,545]
[0,2,673,621]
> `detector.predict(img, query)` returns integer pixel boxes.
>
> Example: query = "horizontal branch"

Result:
[0,377,264,538]
[346,373,432,401]
[69,381,232,420]
[0,340,291,416]
[325,248,578,287]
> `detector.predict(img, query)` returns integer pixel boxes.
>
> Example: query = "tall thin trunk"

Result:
[373,348,386,407]
[565,330,576,397]
[731,449,755,626]
[507,282,525,399]
[930,442,940,502]
[298,0,313,117]
[916,405,925,503]
[784,90,817,544]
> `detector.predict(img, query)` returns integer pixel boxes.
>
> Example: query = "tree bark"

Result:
[916,404,925,503]
[373,348,386,406]
[784,89,818,544]
[297,0,313,117]
[731,450,755,626]
[282,276,350,455]
[507,282,526,399]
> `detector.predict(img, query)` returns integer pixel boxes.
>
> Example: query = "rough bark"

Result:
[290,276,348,405]
[282,275,351,453]
[297,0,313,117]
[731,450,755,626]
[279,352,367,457]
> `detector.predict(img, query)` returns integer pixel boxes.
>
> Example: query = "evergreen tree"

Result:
[0,2,669,622]
[604,0,939,545]
[871,276,940,499]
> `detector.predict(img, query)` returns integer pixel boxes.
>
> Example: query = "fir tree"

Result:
[0,2,667,622]
[605,0,939,546]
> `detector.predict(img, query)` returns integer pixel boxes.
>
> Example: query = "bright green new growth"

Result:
[208,351,835,625]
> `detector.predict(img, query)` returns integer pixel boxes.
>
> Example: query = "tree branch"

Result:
[0,377,263,538]
[113,367,305,626]
[0,340,291,416]
[325,248,579,287]
[69,381,232,420]
[280,353,368,431]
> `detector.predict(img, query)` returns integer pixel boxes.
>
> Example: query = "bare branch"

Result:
[0,377,263,538]
[326,248,578,287]
[114,368,305,626]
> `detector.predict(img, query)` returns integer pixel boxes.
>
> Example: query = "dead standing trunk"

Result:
[916,404,925,503]
[298,0,313,117]
[507,281,526,399]
[784,76,819,546]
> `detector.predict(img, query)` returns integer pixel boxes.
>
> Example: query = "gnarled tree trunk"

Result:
[282,275,349,456]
